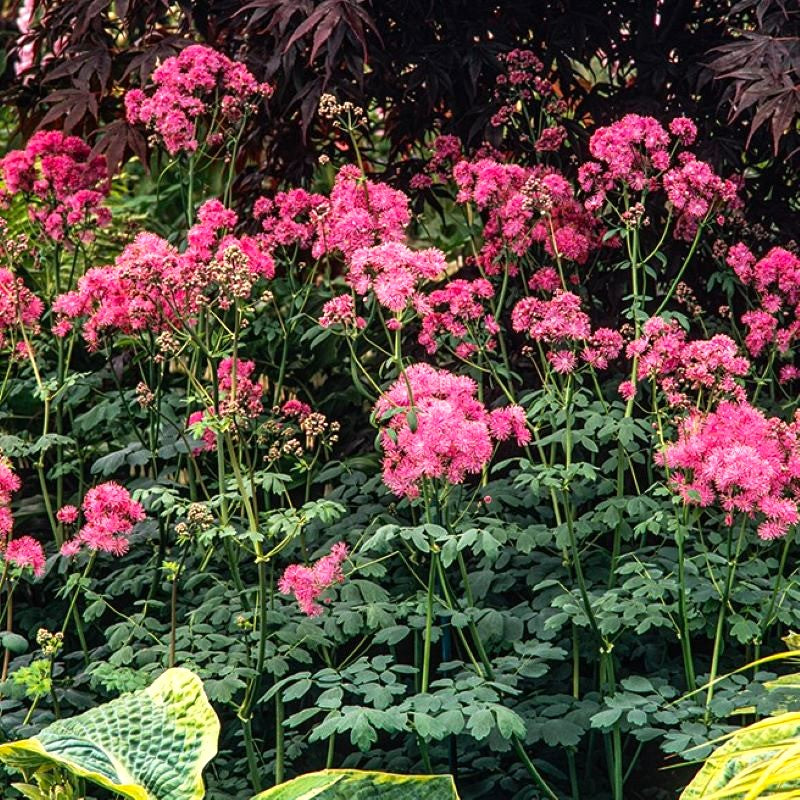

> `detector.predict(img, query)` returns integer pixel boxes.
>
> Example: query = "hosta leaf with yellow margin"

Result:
[0,667,219,800]
[250,769,461,800]
[681,711,800,800]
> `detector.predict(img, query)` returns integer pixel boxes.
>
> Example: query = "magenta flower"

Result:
[60,482,145,558]
[5,536,45,577]
[278,542,349,616]
[659,401,800,540]
[0,130,110,241]
[374,364,528,498]
[125,45,271,156]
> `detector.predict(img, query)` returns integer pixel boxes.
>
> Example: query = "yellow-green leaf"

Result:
[250,769,460,800]
[681,711,800,800]
[0,667,219,800]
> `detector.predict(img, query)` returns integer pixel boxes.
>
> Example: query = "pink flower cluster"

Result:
[453,160,603,273]
[347,242,445,313]
[257,166,410,262]
[578,114,738,236]
[188,357,264,453]
[125,45,272,155]
[53,199,273,347]
[660,401,800,540]
[60,482,146,557]
[415,278,498,357]
[0,458,21,542]
[626,317,749,406]
[727,245,800,359]
[411,135,464,188]
[278,542,348,616]
[0,267,43,350]
[374,364,529,498]
[663,154,738,241]
[491,49,553,128]
[0,456,41,577]
[319,295,365,330]
[0,130,110,241]
[5,536,45,577]
[511,291,622,374]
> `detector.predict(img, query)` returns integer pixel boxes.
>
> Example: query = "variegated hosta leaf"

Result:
[0,667,219,800]
[250,769,460,800]
[681,711,800,800]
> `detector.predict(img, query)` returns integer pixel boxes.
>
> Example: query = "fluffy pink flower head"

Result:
[313,165,411,260]
[512,291,591,342]
[415,278,495,354]
[56,505,79,525]
[668,116,698,146]
[53,233,185,349]
[374,364,527,498]
[54,200,273,348]
[0,268,43,350]
[5,536,45,577]
[256,189,328,251]
[0,458,20,542]
[729,246,800,357]
[585,114,670,194]
[125,45,271,155]
[218,357,263,417]
[0,130,110,241]
[662,153,739,241]
[659,401,800,540]
[278,542,348,616]
[319,295,366,330]
[627,318,749,406]
[347,242,445,313]
[60,482,146,558]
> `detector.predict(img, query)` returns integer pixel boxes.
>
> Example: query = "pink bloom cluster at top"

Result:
[0,130,110,241]
[491,49,554,128]
[348,242,445,313]
[659,400,800,540]
[5,536,45,577]
[319,295,365,330]
[374,364,530,498]
[256,165,410,262]
[53,199,273,348]
[125,45,272,156]
[188,357,264,453]
[511,290,622,374]
[727,245,800,359]
[578,114,738,238]
[0,267,43,350]
[60,482,146,557]
[663,153,739,241]
[626,317,750,406]
[278,542,348,616]
[453,160,604,274]
[415,277,498,358]
[0,458,21,543]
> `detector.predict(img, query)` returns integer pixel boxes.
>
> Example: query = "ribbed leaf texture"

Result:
[250,770,460,800]
[0,667,219,800]
[681,711,800,800]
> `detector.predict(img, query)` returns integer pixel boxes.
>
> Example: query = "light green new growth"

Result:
[0,667,220,800]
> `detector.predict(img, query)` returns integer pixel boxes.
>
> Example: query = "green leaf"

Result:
[0,667,219,800]
[250,770,460,800]
[0,632,28,654]
[680,712,800,800]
